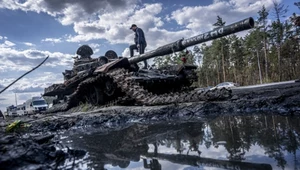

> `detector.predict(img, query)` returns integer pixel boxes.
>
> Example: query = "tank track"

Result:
[108,69,232,105]
[47,68,232,113]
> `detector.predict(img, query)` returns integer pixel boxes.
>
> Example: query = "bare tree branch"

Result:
[0,56,49,94]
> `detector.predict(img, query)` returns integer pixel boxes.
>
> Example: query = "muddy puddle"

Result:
[57,114,300,170]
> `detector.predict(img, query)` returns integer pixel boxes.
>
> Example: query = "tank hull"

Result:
[44,17,254,113]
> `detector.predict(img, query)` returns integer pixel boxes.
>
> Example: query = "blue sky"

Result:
[0,0,298,111]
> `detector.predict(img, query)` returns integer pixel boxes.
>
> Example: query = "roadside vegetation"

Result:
[154,2,300,87]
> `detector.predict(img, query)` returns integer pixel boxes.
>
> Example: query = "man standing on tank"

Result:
[129,24,148,69]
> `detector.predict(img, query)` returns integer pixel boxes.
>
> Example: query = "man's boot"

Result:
[143,60,148,69]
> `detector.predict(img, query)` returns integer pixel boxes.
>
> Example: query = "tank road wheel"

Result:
[84,86,104,105]
[104,79,116,97]
[91,86,104,105]
[98,57,108,65]
[105,50,118,59]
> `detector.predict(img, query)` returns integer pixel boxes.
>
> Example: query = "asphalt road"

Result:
[234,80,297,89]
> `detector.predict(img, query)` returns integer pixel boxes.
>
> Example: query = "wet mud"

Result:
[0,81,300,169]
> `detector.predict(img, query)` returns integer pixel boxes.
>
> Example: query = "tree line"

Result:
[154,1,300,87]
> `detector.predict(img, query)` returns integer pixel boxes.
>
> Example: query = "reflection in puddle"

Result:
[60,114,300,170]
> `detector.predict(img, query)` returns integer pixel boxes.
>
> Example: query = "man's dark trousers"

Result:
[129,44,147,68]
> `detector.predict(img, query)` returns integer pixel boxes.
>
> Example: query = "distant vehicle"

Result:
[6,105,17,117]
[25,96,49,114]
[196,86,212,92]
[210,82,239,90]
[16,103,26,116]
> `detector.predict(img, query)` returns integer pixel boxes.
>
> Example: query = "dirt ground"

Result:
[0,81,299,169]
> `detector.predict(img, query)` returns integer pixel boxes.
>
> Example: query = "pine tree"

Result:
[258,5,270,82]
[213,16,227,82]
[271,0,288,81]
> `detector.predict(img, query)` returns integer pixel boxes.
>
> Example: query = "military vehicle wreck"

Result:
[43,17,255,113]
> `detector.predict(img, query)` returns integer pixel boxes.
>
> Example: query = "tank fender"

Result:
[176,64,197,75]
[94,57,131,73]
[176,64,198,81]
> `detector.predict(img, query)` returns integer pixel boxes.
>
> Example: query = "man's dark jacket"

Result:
[134,28,147,46]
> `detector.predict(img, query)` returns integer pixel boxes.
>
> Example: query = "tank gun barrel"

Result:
[129,17,254,64]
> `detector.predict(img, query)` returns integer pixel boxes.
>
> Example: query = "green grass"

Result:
[79,102,90,112]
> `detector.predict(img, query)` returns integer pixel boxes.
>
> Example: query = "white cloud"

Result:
[2,2,165,48]
[23,42,35,46]
[0,0,139,25]
[94,48,100,54]
[0,35,7,41]
[0,71,62,93]
[88,43,101,49]
[170,0,276,32]
[0,0,274,51]
[66,3,164,45]
[0,45,73,73]
[41,38,62,43]
[5,40,15,46]
[84,43,101,55]
[0,0,280,63]
[121,48,130,58]
[0,40,16,48]
[12,81,52,93]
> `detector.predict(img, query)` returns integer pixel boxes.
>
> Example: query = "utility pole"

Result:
[15,93,17,106]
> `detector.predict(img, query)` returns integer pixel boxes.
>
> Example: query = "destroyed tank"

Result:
[44,17,255,112]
